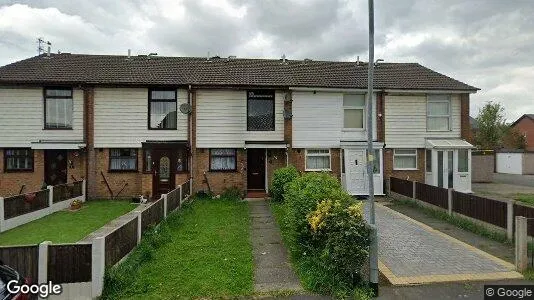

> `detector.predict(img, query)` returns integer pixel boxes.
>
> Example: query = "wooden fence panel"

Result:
[141,198,164,233]
[390,177,412,197]
[452,191,507,228]
[48,244,92,284]
[105,217,138,267]
[0,245,39,282]
[416,182,449,209]
[4,189,49,219]
[514,204,534,236]
[53,181,83,203]
[167,188,180,214]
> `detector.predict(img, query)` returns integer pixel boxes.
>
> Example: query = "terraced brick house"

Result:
[0,53,478,199]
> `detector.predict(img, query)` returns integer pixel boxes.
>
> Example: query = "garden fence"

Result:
[0,178,193,299]
[388,176,534,241]
[0,180,86,232]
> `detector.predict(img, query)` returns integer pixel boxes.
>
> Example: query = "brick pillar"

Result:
[84,87,97,199]
[376,92,385,142]
[190,90,199,192]
[284,91,293,166]
[460,93,472,143]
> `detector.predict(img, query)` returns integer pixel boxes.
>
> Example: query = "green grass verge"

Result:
[392,197,510,245]
[514,194,534,206]
[270,201,373,299]
[523,268,534,281]
[102,195,254,299]
[0,200,135,245]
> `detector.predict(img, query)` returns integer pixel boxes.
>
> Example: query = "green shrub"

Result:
[284,172,352,249]
[271,165,300,202]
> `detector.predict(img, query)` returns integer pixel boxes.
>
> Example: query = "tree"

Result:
[474,101,507,149]
[502,126,527,149]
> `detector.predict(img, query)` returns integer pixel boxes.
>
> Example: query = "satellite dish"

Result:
[179,103,192,114]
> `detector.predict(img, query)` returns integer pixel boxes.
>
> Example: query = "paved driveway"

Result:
[364,203,522,285]
[473,182,534,201]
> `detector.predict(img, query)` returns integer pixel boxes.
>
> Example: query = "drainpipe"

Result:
[188,85,193,184]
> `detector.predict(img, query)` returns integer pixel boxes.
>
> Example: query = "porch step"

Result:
[246,190,268,199]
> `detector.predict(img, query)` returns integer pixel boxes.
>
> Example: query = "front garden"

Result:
[270,166,373,299]
[102,194,254,299]
[0,200,135,245]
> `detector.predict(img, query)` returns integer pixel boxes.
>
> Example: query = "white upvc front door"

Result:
[343,148,384,195]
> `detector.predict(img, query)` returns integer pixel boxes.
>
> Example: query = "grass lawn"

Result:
[514,194,534,205]
[102,196,253,299]
[0,200,135,246]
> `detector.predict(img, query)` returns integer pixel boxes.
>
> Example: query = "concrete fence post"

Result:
[447,188,453,216]
[137,212,142,244]
[385,177,391,196]
[189,179,193,197]
[515,216,528,272]
[179,185,183,206]
[0,197,4,232]
[47,185,54,208]
[91,237,105,298]
[82,179,87,202]
[507,201,514,240]
[412,181,417,200]
[38,241,51,284]
[163,194,168,219]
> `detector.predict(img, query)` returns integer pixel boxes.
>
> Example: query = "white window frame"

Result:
[426,95,451,132]
[393,149,418,170]
[343,94,365,131]
[305,149,332,171]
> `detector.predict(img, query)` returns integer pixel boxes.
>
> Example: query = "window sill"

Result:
[246,129,276,132]
[305,169,332,172]
[148,128,178,131]
[342,128,365,132]
[43,128,73,130]
[108,170,139,173]
[4,169,34,173]
[393,168,418,171]
[426,129,452,132]
[209,169,238,173]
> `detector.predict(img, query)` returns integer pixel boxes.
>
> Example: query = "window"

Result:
[4,149,33,172]
[393,149,417,170]
[367,149,381,174]
[45,88,73,129]
[143,149,152,172]
[458,149,468,172]
[210,149,237,171]
[343,94,365,129]
[149,90,177,129]
[426,150,432,172]
[110,149,137,171]
[176,148,188,172]
[305,149,331,171]
[427,95,451,131]
[247,90,275,131]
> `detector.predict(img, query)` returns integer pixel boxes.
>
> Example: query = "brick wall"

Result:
[383,148,425,182]
[289,148,342,180]
[94,149,143,199]
[84,87,97,198]
[0,149,45,197]
[377,92,385,142]
[460,93,472,143]
[284,91,292,146]
[193,148,247,195]
[266,149,287,191]
[511,118,534,151]
[67,150,86,183]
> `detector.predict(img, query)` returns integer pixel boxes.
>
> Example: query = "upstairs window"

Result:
[427,95,451,131]
[343,94,365,129]
[45,88,73,129]
[109,149,137,171]
[247,90,275,131]
[149,90,177,129]
[4,149,33,172]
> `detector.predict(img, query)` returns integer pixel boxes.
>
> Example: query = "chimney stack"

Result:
[128,49,131,59]
[47,41,51,57]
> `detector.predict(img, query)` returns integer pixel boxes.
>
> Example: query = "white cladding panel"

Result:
[0,87,84,147]
[292,91,376,148]
[195,89,284,148]
[94,88,188,148]
[384,94,461,148]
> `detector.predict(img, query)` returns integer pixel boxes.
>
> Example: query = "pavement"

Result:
[248,199,303,293]
[364,201,523,285]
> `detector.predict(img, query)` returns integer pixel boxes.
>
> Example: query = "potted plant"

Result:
[70,199,83,211]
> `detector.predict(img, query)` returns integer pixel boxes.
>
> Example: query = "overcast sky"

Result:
[0,0,532,121]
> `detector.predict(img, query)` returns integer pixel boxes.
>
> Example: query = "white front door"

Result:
[345,149,367,195]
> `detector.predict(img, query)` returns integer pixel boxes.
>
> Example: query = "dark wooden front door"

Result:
[45,150,68,186]
[247,149,265,190]
[152,149,175,198]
